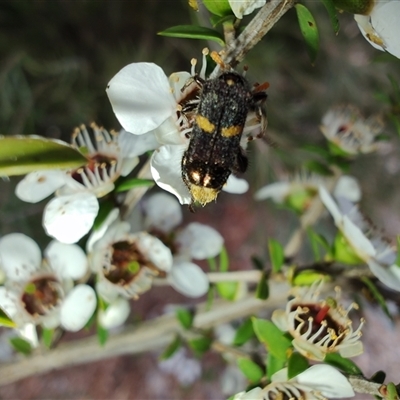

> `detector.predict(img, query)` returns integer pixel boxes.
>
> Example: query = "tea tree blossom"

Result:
[142,192,224,297]
[354,0,400,59]
[320,105,383,156]
[15,124,139,244]
[319,186,400,292]
[272,283,364,361]
[106,50,263,205]
[0,233,96,336]
[233,365,354,399]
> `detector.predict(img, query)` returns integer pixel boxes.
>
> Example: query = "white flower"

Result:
[158,348,202,386]
[319,185,400,292]
[106,50,259,206]
[272,282,364,361]
[15,124,139,244]
[255,173,361,212]
[228,0,266,19]
[320,105,383,155]
[87,209,173,301]
[98,297,130,329]
[141,192,224,297]
[0,233,96,333]
[234,365,354,399]
[355,0,400,59]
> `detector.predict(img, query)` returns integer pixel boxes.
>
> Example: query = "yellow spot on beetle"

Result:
[196,115,215,133]
[221,125,242,137]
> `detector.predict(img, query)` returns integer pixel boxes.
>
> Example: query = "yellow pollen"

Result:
[221,125,242,137]
[190,185,219,206]
[196,115,215,133]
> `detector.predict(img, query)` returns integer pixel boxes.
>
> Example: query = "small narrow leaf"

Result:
[386,382,399,400]
[188,336,212,356]
[219,246,229,272]
[216,281,239,301]
[202,0,232,17]
[396,236,400,267]
[267,353,286,380]
[97,325,109,346]
[176,308,194,330]
[307,227,330,261]
[93,200,114,231]
[319,0,339,34]
[361,276,392,320]
[295,4,319,63]
[370,370,386,384]
[256,272,269,300]
[0,136,87,176]
[252,318,292,360]
[251,256,264,271]
[237,358,264,383]
[268,238,284,273]
[233,318,255,346]
[324,353,363,375]
[115,178,154,192]
[287,352,309,379]
[292,270,328,287]
[0,307,16,328]
[42,328,55,349]
[160,335,182,360]
[9,337,32,355]
[158,25,225,46]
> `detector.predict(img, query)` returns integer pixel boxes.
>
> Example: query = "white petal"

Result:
[342,216,376,259]
[154,116,186,146]
[96,280,119,303]
[41,312,61,330]
[118,129,159,159]
[271,309,289,332]
[355,15,385,52]
[150,144,192,205]
[0,233,41,281]
[295,365,355,398]
[60,284,97,331]
[45,241,88,280]
[98,297,130,329]
[223,174,249,194]
[334,175,361,203]
[43,192,99,244]
[143,192,183,232]
[318,185,342,225]
[18,323,39,348]
[233,387,263,400]
[0,287,18,318]
[176,222,224,259]
[370,2,400,58]
[168,261,209,297]
[169,71,192,102]
[367,260,400,292]
[86,208,120,253]
[15,170,68,203]
[135,232,173,272]
[229,0,266,19]
[254,182,290,202]
[106,63,176,134]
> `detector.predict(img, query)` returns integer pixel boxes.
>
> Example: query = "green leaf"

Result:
[252,318,292,360]
[267,353,286,380]
[268,238,284,273]
[210,14,235,27]
[207,255,217,272]
[216,281,239,301]
[176,308,194,330]
[115,178,154,193]
[9,337,32,355]
[251,256,264,271]
[307,227,330,261]
[295,4,319,64]
[304,160,332,176]
[160,335,182,360]
[292,270,329,286]
[233,318,255,346]
[188,336,212,357]
[361,276,392,320]
[324,353,363,375]
[202,0,232,17]
[386,382,399,400]
[0,306,16,328]
[287,352,309,379]
[42,328,55,349]
[219,246,229,272]
[158,25,225,46]
[97,325,109,346]
[331,0,374,15]
[396,236,400,267]
[370,370,386,384]
[319,0,339,34]
[255,272,269,300]
[0,136,87,177]
[93,200,114,231]
[237,358,264,383]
